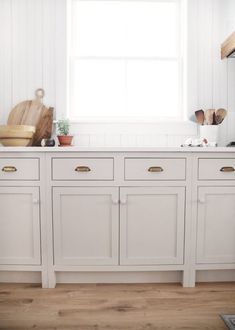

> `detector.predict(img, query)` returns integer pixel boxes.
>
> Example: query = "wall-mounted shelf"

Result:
[221,31,235,59]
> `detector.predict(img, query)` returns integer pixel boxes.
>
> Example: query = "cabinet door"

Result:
[53,187,119,265]
[197,187,235,264]
[120,187,185,265]
[0,187,41,265]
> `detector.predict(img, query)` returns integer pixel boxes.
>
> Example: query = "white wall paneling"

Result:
[42,0,56,107]
[197,0,213,110]
[212,0,228,146]
[226,0,235,144]
[12,0,43,105]
[0,0,235,146]
[0,0,12,124]
[55,0,67,119]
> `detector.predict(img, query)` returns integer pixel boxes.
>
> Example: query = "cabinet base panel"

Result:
[56,271,182,284]
[1,270,234,287]
[0,271,41,283]
[196,270,235,282]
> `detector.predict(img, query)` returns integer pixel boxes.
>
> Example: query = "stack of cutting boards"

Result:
[7,89,54,146]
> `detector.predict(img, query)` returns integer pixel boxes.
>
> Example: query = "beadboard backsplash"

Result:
[0,0,235,147]
[69,122,198,147]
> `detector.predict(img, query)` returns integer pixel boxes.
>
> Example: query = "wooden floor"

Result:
[0,282,235,330]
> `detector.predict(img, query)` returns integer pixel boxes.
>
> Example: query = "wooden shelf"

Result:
[221,31,235,59]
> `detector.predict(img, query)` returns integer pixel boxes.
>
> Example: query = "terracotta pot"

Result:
[57,135,73,146]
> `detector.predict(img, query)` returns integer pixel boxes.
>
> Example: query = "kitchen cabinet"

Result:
[120,187,185,265]
[53,187,119,265]
[0,187,41,265]
[197,186,235,264]
[1,148,235,288]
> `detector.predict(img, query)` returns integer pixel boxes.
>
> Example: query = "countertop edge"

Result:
[1,146,235,153]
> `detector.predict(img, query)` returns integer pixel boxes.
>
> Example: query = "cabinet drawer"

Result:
[198,158,235,180]
[125,158,186,181]
[52,158,114,181]
[0,158,39,181]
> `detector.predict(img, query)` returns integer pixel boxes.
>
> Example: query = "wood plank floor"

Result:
[0,282,235,330]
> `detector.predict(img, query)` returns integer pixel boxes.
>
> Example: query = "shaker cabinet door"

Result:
[197,187,235,264]
[120,187,185,265]
[0,187,41,265]
[53,187,119,265]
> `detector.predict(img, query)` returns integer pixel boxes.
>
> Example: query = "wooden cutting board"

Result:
[7,89,54,146]
[8,89,46,126]
[32,107,54,146]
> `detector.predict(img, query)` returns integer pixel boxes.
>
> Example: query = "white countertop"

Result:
[0,146,235,153]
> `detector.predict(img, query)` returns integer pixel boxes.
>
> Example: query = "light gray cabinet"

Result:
[53,187,119,265]
[197,186,235,264]
[120,187,185,265]
[0,187,41,265]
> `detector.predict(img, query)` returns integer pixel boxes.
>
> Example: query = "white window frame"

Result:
[66,0,187,123]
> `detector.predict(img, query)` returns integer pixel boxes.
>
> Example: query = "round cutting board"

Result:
[7,89,54,146]
[7,89,47,126]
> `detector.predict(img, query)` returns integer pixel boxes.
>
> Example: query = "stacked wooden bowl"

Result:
[0,125,36,146]
[0,89,53,147]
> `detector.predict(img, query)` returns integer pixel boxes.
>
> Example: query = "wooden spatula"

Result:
[195,110,204,125]
[215,108,227,125]
[204,109,215,125]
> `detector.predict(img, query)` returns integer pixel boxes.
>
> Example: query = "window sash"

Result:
[67,0,185,122]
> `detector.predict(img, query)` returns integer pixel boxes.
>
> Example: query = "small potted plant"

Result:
[56,119,73,146]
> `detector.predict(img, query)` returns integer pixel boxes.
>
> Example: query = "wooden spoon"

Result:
[204,109,215,125]
[215,108,227,125]
[195,110,204,125]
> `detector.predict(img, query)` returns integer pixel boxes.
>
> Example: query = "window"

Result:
[68,0,186,121]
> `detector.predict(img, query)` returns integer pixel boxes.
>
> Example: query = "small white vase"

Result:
[200,125,218,145]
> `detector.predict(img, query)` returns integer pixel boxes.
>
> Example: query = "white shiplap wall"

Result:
[0,0,234,146]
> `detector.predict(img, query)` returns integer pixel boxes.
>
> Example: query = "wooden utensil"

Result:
[215,108,227,125]
[204,109,215,125]
[195,110,204,125]
[7,89,54,146]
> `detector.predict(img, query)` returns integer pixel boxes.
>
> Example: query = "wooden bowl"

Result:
[0,125,36,146]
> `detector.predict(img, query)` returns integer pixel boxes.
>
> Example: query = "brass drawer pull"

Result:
[220,166,235,172]
[148,166,163,173]
[2,166,17,173]
[75,166,91,172]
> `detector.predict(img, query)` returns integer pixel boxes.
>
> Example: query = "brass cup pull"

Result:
[148,166,163,173]
[75,166,91,172]
[2,166,17,173]
[220,166,235,172]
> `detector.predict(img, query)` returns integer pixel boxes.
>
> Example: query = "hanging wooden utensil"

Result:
[195,109,205,125]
